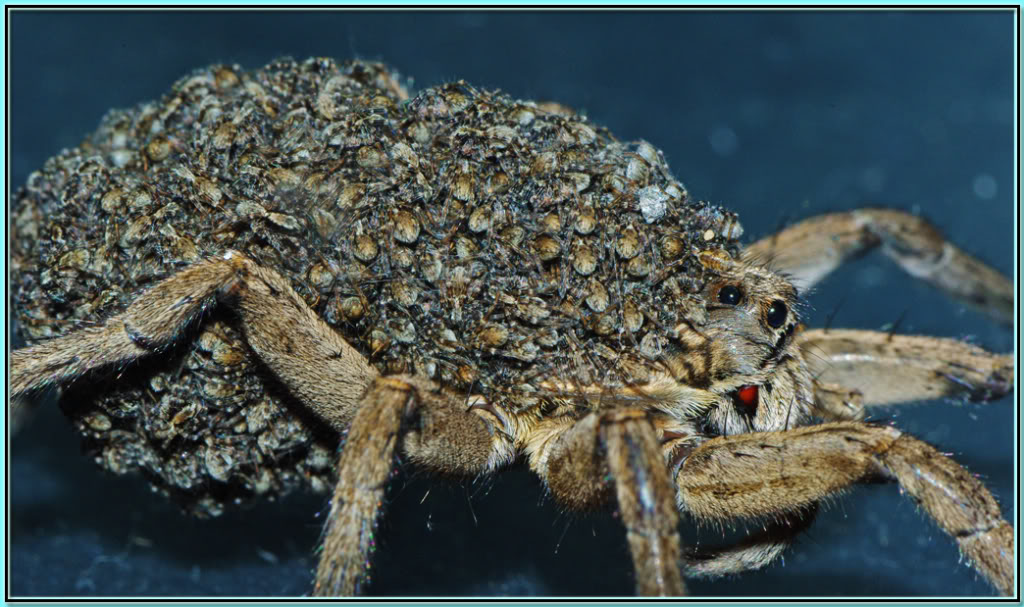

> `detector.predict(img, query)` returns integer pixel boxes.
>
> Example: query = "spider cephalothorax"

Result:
[11,57,1014,597]
[668,249,812,436]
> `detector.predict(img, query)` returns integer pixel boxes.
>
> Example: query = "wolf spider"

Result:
[11,206,1014,596]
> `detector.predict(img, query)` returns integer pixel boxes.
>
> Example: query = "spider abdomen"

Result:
[13,57,745,516]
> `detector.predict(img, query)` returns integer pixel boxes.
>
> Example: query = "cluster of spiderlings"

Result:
[11,57,743,516]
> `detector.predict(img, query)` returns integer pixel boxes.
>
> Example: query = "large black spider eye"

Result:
[718,285,742,306]
[766,300,788,329]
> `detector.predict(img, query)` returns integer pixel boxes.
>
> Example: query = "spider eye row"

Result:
[716,284,789,329]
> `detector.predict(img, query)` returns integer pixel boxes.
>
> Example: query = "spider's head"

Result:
[642,249,815,436]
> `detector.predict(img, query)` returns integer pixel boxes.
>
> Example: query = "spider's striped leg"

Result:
[795,328,1013,421]
[10,251,377,432]
[314,376,406,597]
[674,422,1014,595]
[680,506,817,578]
[745,209,1012,325]
[532,411,686,596]
[10,254,240,435]
[653,433,818,579]
[11,257,234,398]
[313,374,507,596]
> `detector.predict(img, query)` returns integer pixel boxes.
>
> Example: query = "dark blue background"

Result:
[9,10,1016,597]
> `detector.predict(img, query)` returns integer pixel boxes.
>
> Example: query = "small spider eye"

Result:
[766,300,788,329]
[718,285,742,306]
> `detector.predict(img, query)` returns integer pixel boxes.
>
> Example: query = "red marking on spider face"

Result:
[736,384,759,409]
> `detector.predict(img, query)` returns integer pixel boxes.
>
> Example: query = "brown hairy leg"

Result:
[657,433,819,579]
[313,375,502,596]
[10,251,376,432]
[797,328,1013,421]
[535,411,685,596]
[681,507,817,578]
[315,376,408,596]
[745,208,1013,325]
[675,422,1014,595]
